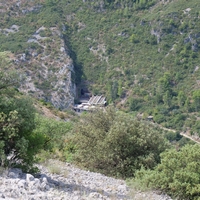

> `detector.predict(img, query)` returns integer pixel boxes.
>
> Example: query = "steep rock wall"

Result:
[1,0,76,110]
[16,26,76,109]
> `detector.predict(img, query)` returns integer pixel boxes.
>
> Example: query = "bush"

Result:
[72,107,169,178]
[0,53,45,172]
[165,131,182,142]
[0,97,46,172]
[33,114,73,161]
[135,144,200,200]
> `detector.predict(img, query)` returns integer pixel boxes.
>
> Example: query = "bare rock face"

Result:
[14,26,76,109]
[0,0,43,16]
[1,1,76,110]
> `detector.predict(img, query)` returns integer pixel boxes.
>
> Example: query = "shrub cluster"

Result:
[0,53,46,172]
[72,107,169,178]
[134,144,200,200]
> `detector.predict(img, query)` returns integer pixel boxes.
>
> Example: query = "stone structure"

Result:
[74,95,106,112]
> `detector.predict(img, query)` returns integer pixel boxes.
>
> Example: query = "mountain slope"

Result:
[0,0,76,109]
[1,0,200,136]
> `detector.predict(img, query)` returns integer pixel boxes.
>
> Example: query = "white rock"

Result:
[18,179,27,188]
[0,161,172,200]
[45,184,50,191]
[26,174,34,182]
[7,172,17,179]
[89,192,101,198]
[33,178,40,187]
[40,181,50,191]
[117,184,127,192]
[42,177,48,184]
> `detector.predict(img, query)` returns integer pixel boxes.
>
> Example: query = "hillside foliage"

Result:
[72,107,169,178]
[1,0,200,135]
[134,144,200,200]
[0,51,198,199]
[0,52,75,172]
[0,53,46,172]
[0,2,199,199]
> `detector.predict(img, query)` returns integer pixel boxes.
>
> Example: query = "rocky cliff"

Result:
[0,0,76,109]
[16,26,76,109]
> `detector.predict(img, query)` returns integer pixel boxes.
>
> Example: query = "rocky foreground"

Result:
[0,160,172,200]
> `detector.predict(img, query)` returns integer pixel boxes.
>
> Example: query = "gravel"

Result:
[0,160,172,200]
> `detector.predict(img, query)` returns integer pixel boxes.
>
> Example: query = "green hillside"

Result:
[1,0,200,135]
[0,2,200,198]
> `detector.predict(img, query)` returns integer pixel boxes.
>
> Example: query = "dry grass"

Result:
[45,159,69,177]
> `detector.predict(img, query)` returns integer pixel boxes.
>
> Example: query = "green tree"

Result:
[128,97,142,111]
[33,115,72,160]
[106,81,119,103]
[157,72,172,95]
[0,52,24,91]
[178,91,186,107]
[130,34,138,43]
[106,81,113,103]
[192,90,200,111]
[0,53,45,172]
[112,81,118,101]
[117,80,123,97]
[163,90,171,107]
[0,96,46,172]
[72,107,169,178]
[184,97,190,112]
[135,144,200,200]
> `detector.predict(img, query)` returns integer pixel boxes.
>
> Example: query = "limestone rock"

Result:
[0,160,172,200]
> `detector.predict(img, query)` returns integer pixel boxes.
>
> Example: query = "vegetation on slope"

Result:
[1,2,200,196]
[0,51,73,172]
[0,52,45,172]
[134,144,200,200]
[1,0,200,135]
[71,107,170,178]
[61,0,200,135]
[0,53,198,198]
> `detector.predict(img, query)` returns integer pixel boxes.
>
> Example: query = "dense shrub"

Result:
[0,53,45,172]
[33,115,73,161]
[135,144,200,200]
[0,96,46,172]
[72,107,169,178]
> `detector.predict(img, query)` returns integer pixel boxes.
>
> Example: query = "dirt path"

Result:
[155,123,200,144]
[180,132,200,144]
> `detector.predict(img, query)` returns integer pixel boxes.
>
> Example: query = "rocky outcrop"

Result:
[184,33,199,52]
[14,26,76,109]
[1,1,76,110]
[0,0,43,16]
[151,28,162,44]
[0,160,172,200]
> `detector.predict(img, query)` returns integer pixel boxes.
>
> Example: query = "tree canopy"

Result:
[135,144,200,200]
[0,52,45,172]
[72,107,169,178]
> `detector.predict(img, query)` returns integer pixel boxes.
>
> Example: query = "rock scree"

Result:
[0,160,172,200]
